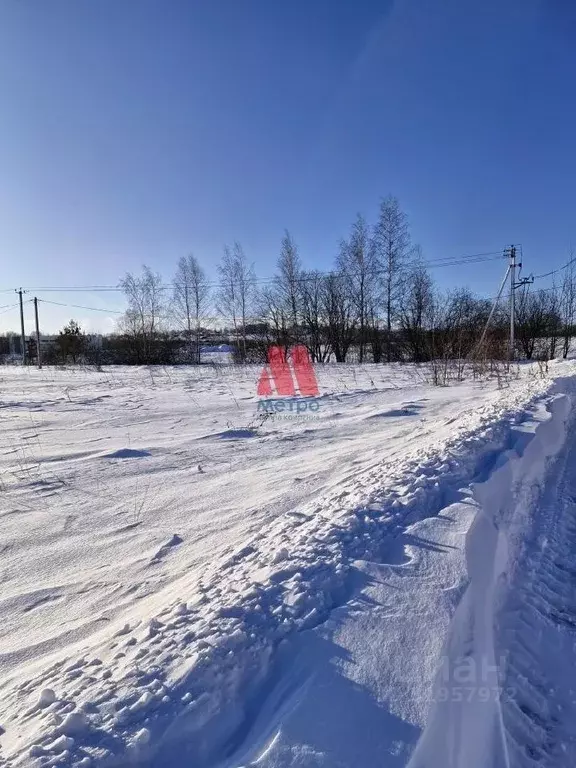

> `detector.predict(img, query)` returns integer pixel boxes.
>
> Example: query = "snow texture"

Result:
[0,362,574,767]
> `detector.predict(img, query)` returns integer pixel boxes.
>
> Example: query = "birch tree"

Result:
[276,230,302,341]
[120,266,165,363]
[372,196,412,362]
[217,243,255,361]
[173,254,210,363]
[337,214,375,363]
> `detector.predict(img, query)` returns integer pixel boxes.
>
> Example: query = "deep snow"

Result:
[0,362,574,767]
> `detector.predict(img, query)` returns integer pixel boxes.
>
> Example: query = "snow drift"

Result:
[408,390,572,768]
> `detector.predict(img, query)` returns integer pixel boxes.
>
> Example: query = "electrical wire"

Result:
[0,252,507,295]
[21,286,123,292]
[532,254,576,281]
[0,302,23,316]
[0,251,515,327]
[37,299,124,314]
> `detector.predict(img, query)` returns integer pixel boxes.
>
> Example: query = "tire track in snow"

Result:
[497,420,576,767]
[406,390,573,768]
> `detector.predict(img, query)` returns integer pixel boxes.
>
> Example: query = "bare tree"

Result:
[322,273,356,362]
[372,196,412,362]
[301,270,330,362]
[515,288,561,360]
[546,281,562,359]
[173,254,210,363]
[119,266,165,363]
[275,230,303,342]
[259,285,291,351]
[233,243,256,361]
[337,214,375,363]
[442,288,491,360]
[217,243,255,362]
[400,258,435,363]
[217,246,240,354]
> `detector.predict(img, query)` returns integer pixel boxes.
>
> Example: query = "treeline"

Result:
[4,197,576,367]
[110,196,575,365]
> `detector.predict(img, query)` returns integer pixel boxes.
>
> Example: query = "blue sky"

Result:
[1,0,575,332]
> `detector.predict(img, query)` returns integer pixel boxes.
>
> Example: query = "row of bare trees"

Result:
[117,245,255,364]
[114,197,416,364]
[3,206,572,368]
[110,198,576,365]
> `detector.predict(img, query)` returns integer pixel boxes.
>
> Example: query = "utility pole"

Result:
[16,288,26,365]
[508,245,517,361]
[507,244,533,362]
[34,297,42,369]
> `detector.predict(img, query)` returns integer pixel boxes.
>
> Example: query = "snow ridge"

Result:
[407,389,573,768]
[496,404,576,767]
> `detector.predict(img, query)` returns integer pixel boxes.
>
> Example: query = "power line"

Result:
[532,254,576,281]
[0,287,566,330]
[37,299,124,314]
[21,286,123,292]
[0,250,518,328]
[249,254,506,287]
[4,286,568,325]
[0,302,24,316]
[22,285,121,290]
[424,254,506,268]
[429,255,503,263]
[0,252,507,295]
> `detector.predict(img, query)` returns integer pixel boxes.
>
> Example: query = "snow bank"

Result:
[407,389,572,768]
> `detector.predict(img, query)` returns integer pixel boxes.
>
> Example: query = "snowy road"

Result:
[0,364,574,766]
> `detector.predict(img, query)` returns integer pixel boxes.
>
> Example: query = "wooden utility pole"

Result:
[34,297,42,369]
[16,288,26,365]
[508,246,517,361]
[507,244,533,362]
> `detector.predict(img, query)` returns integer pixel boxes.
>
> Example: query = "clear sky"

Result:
[1,0,575,332]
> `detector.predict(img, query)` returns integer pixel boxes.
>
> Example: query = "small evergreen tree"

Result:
[56,320,85,364]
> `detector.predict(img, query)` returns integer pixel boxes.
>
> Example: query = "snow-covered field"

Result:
[1,362,575,767]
